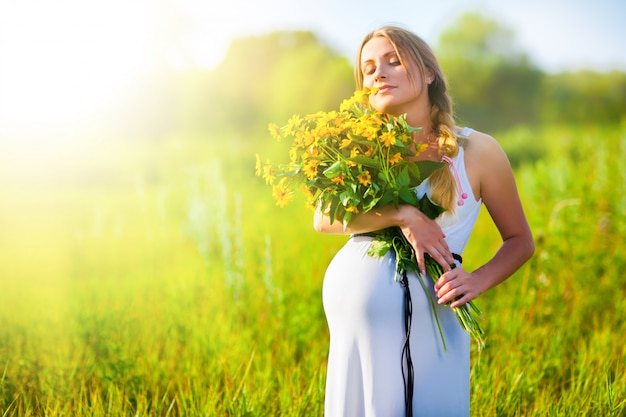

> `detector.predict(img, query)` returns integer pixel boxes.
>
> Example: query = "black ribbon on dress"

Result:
[399,269,414,417]
[400,253,463,417]
[352,233,463,416]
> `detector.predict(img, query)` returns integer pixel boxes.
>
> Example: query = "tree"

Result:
[436,13,543,131]
[540,70,626,124]
[204,31,354,139]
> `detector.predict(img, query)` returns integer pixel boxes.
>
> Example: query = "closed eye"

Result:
[362,64,376,76]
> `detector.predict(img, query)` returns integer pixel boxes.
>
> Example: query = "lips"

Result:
[377,85,393,94]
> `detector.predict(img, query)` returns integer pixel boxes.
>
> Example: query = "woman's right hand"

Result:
[397,205,454,275]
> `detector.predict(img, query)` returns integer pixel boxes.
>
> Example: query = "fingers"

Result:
[426,248,453,272]
[416,250,426,276]
[413,246,453,275]
[435,271,475,307]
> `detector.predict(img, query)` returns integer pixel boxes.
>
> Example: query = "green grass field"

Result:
[0,124,625,416]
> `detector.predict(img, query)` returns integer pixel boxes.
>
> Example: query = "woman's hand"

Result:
[434,267,483,308]
[397,205,455,275]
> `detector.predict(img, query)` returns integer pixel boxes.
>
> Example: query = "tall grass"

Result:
[0,124,624,416]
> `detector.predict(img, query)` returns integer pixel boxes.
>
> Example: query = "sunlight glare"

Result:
[0,1,155,141]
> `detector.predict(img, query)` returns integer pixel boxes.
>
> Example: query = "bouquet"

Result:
[256,88,484,351]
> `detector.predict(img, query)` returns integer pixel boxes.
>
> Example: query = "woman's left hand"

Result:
[434,267,483,308]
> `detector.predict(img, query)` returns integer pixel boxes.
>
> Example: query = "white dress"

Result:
[322,128,481,417]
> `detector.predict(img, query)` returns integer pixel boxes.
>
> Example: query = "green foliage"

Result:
[436,12,543,130]
[539,70,626,124]
[121,17,626,145]
[2,12,626,415]
[208,31,354,137]
[436,12,625,132]
[1,123,625,416]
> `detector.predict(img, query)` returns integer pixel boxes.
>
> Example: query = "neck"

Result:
[412,126,436,145]
[410,128,439,161]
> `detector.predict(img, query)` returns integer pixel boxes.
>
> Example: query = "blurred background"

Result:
[2,0,624,281]
[0,0,625,415]
[1,0,625,192]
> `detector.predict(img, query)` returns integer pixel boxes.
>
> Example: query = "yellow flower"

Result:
[331,175,345,186]
[299,131,316,147]
[272,179,294,207]
[305,112,320,123]
[317,110,338,127]
[289,147,299,163]
[315,126,331,140]
[327,127,343,136]
[268,123,281,140]
[284,114,303,136]
[347,147,360,167]
[415,143,428,156]
[339,138,352,149]
[303,159,320,180]
[345,206,359,213]
[357,170,372,186]
[399,132,413,146]
[380,131,396,147]
[389,152,403,165]
[339,88,376,112]
[262,163,276,185]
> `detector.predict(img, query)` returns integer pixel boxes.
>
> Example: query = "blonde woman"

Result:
[314,26,534,417]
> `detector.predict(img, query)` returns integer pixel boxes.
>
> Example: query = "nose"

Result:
[373,66,386,81]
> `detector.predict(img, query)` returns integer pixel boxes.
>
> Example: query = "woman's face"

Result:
[360,36,428,116]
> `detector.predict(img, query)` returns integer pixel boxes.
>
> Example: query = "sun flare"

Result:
[0,1,157,139]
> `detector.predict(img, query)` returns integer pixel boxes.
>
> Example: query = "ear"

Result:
[425,68,435,84]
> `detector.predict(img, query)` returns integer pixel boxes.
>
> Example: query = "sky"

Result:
[186,0,626,73]
[0,0,624,140]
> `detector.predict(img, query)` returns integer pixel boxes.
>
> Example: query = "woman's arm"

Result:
[314,203,456,274]
[435,132,535,307]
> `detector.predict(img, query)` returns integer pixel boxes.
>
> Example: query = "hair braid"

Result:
[428,93,459,212]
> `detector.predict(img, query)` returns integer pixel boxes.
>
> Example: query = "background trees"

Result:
[197,12,624,144]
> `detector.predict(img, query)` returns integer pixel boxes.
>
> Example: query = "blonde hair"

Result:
[355,26,459,212]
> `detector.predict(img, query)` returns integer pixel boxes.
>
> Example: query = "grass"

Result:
[0,123,625,416]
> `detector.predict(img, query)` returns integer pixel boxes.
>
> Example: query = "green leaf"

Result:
[327,197,340,224]
[362,195,381,212]
[364,182,381,195]
[403,161,423,184]
[396,167,410,187]
[367,239,392,257]
[378,188,397,207]
[416,195,446,219]
[415,160,445,179]
[348,156,380,169]
[323,160,344,178]
[339,191,352,206]
[342,211,353,229]
[398,187,418,206]
[392,139,406,148]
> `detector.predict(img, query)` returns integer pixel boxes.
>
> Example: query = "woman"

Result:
[314,26,534,416]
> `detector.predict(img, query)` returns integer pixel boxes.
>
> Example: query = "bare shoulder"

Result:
[462,129,512,175]
[457,128,514,199]
[461,129,507,161]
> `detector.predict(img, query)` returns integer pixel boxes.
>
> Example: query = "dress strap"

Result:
[459,127,474,137]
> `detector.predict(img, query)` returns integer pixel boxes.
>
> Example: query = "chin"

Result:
[374,102,401,116]
[370,97,392,113]
[370,97,402,115]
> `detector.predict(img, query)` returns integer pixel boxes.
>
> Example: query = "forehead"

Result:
[361,36,397,62]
